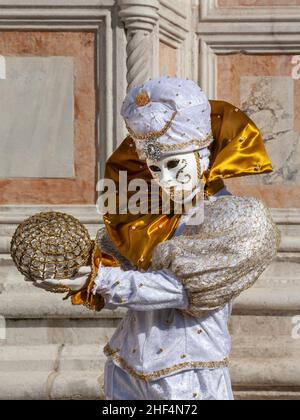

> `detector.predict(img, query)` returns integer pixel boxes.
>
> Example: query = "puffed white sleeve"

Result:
[151,197,281,318]
[92,266,189,311]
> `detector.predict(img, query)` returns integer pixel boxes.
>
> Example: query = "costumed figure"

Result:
[11,77,281,400]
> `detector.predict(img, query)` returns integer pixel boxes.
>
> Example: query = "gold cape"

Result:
[70,100,273,310]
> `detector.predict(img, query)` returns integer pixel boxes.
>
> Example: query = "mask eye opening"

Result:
[167,159,180,170]
[149,165,161,173]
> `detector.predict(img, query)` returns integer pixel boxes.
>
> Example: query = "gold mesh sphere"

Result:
[10,212,93,281]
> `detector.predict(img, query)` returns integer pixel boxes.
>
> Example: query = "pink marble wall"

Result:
[218,0,300,6]
[160,42,177,77]
[0,32,97,205]
[217,54,300,208]
[218,55,300,132]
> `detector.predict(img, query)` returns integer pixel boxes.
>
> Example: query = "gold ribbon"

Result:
[66,240,120,311]
[205,100,272,195]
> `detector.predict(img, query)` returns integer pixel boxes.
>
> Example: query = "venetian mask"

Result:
[146,151,202,204]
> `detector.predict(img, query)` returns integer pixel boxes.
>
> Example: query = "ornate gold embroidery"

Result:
[135,132,214,154]
[151,196,281,318]
[103,343,229,382]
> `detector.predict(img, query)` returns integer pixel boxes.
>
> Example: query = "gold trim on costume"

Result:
[125,111,177,141]
[136,132,214,154]
[67,241,105,312]
[194,151,202,181]
[103,343,229,381]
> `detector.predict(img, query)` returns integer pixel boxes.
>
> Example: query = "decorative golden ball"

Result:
[135,91,151,107]
[10,212,93,281]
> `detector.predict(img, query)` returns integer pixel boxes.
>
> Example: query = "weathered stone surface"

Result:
[50,371,105,400]
[0,57,74,179]
[241,76,300,186]
[218,0,300,7]
[0,31,97,205]
[0,372,52,400]
[0,344,59,372]
[217,54,300,209]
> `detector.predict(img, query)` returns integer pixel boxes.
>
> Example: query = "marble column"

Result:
[118,0,160,90]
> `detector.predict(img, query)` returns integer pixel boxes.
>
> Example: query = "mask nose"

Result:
[160,167,176,188]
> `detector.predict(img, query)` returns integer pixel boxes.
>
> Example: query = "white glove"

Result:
[33,266,92,293]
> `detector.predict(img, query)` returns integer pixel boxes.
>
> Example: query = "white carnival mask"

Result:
[147,151,201,204]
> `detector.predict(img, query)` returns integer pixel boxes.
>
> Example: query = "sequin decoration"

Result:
[144,140,162,161]
[104,343,229,382]
[151,196,281,318]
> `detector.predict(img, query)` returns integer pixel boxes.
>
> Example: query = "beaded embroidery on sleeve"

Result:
[151,196,281,318]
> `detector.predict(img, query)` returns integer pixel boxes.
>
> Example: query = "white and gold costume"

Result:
[93,189,279,400]
[67,77,280,400]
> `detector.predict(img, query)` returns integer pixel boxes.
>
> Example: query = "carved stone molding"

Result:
[158,0,191,79]
[200,0,300,23]
[118,0,160,90]
[197,27,300,99]
[197,0,300,99]
[0,2,120,179]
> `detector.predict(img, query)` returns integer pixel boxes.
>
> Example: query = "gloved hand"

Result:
[92,264,124,295]
[33,266,92,293]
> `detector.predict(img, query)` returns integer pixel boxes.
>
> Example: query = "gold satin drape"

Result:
[103,100,273,271]
[69,100,273,310]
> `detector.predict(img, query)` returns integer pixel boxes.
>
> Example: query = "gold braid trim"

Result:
[126,111,177,141]
[103,343,229,382]
[65,240,105,312]
[194,151,202,182]
[136,132,214,153]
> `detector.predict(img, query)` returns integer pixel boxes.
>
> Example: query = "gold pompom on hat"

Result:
[135,91,151,107]
[121,76,214,161]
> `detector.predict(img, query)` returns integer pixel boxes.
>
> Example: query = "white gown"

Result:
[93,188,234,401]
